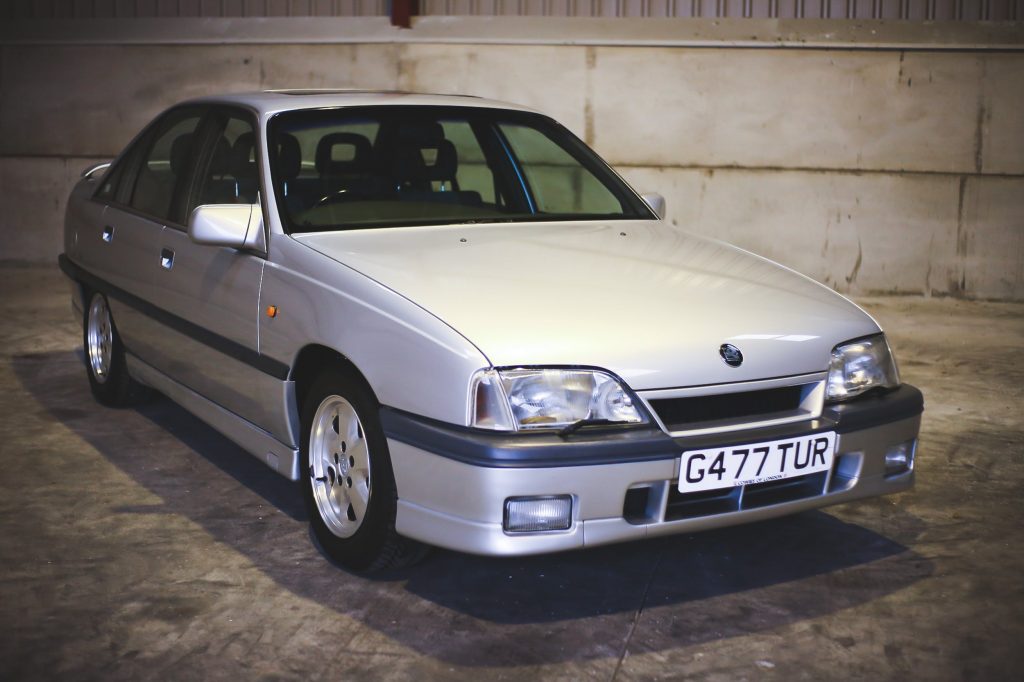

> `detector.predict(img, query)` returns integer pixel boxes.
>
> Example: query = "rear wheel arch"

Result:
[82,289,149,407]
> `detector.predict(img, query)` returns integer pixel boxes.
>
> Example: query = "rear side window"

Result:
[129,110,204,222]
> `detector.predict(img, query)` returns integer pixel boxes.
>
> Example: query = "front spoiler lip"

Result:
[393,470,916,557]
[381,384,924,469]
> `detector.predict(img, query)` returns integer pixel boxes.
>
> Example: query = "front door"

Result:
[146,108,284,439]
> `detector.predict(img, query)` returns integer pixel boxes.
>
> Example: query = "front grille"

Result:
[663,486,741,521]
[649,384,809,432]
[661,471,828,521]
[742,472,828,509]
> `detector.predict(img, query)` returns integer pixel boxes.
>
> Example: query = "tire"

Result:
[83,291,149,407]
[300,367,428,572]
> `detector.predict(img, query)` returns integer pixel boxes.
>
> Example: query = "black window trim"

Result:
[468,117,533,214]
[177,104,267,246]
[89,111,160,206]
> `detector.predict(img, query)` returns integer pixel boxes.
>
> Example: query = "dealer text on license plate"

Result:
[679,432,836,493]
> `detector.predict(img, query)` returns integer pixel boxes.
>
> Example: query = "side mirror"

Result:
[188,204,265,252]
[640,192,666,220]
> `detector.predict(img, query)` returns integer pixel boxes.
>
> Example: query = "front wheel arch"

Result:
[290,344,376,416]
[298,365,428,571]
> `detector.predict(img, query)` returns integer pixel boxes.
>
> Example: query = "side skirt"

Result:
[127,353,301,481]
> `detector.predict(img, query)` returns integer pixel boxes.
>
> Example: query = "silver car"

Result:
[60,91,922,572]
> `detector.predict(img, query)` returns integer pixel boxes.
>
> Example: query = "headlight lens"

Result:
[470,368,647,431]
[826,334,900,402]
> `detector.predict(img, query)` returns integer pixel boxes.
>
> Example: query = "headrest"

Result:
[396,121,445,147]
[315,132,373,176]
[169,133,195,175]
[231,132,257,181]
[392,139,458,184]
[275,133,301,180]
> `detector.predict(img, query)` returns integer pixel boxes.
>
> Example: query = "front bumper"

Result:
[383,385,922,556]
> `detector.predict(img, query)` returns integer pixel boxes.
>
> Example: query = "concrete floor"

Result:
[0,264,1021,681]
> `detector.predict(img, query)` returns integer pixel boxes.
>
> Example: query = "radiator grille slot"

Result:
[663,471,828,521]
[650,384,809,432]
[742,471,828,509]
[664,486,740,521]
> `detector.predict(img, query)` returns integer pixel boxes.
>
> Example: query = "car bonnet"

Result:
[294,220,880,391]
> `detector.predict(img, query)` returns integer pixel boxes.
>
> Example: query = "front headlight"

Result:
[470,368,647,431]
[826,334,900,402]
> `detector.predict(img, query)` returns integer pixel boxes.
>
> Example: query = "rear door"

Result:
[83,107,206,363]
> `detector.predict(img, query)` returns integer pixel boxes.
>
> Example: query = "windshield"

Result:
[267,105,653,233]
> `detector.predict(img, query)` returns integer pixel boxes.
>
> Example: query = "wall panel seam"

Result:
[5,154,1022,180]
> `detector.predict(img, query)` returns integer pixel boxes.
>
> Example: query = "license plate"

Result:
[679,432,836,493]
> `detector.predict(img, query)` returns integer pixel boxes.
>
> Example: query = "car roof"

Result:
[182,90,541,118]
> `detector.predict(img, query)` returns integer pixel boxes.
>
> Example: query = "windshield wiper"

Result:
[558,418,633,438]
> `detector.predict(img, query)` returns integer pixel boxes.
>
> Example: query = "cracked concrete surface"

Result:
[0,264,1021,680]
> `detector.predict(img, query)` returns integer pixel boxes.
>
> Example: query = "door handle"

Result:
[101,226,114,242]
[160,248,175,270]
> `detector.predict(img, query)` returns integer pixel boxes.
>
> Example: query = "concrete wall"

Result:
[1,18,1021,300]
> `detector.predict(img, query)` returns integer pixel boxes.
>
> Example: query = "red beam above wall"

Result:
[390,0,419,29]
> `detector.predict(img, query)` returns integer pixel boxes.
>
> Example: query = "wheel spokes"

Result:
[347,439,368,470]
[348,477,369,520]
[87,296,113,382]
[308,394,373,539]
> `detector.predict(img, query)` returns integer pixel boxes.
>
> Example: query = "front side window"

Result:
[268,106,652,233]
[129,109,204,223]
[194,112,259,208]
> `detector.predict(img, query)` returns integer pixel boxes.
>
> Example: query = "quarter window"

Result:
[95,162,125,202]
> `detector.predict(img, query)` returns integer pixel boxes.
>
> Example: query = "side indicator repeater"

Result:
[266,305,278,318]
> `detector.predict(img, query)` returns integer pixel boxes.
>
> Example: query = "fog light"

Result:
[884,439,916,476]
[503,495,572,533]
